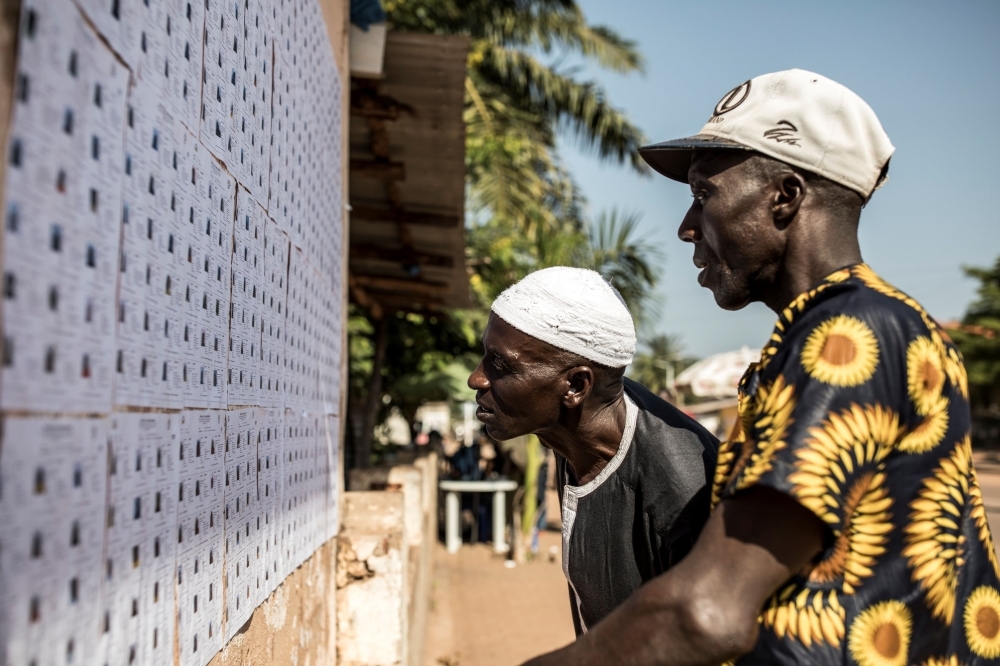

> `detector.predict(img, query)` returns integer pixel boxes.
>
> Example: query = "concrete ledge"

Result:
[339,456,438,666]
[337,492,409,666]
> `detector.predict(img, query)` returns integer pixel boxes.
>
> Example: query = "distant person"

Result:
[468,267,718,634]
[523,70,1000,666]
[427,429,444,458]
[449,440,481,481]
[448,438,492,542]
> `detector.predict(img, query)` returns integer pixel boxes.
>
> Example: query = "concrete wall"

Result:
[337,491,409,666]
[209,540,339,666]
[409,455,439,666]
[343,454,439,666]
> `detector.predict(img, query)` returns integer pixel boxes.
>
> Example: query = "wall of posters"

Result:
[0,1,346,663]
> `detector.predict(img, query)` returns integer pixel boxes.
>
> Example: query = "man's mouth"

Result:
[475,401,494,419]
[693,255,709,285]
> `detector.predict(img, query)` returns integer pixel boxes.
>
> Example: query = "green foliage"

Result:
[474,43,646,170]
[468,210,661,327]
[346,310,377,408]
[348,1,655,462]
[952,256,1000,411]
[583,210,661,324]
[347,307,481,432]
[520,434,543,536]
[628,334,682,395]
[385,0,647,236]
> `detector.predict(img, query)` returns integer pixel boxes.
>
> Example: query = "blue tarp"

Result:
[350,0,386,31]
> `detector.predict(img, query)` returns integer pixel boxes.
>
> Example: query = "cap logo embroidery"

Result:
[763,120,801,146]
[713,80,752,117]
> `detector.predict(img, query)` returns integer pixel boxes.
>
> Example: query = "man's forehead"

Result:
[484,314,555,362]
[688,150,754,183]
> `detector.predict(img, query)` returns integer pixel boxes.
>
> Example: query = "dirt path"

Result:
[424,529,575,666]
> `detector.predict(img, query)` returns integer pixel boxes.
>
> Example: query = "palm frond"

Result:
[628,334,689,394]
[580,209,662,323]
[385,0,576,37]
[476,44,648,171]
[484,6,643,74]
[464,73,585,235]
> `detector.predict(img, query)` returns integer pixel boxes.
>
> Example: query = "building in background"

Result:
[674,347,761,439]
[346,30,471,469]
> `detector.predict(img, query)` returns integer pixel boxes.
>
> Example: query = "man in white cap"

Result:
[468,266,718,634]
[523,70,1000,665]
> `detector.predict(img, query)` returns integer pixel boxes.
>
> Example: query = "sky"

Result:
[555,0,1000,358]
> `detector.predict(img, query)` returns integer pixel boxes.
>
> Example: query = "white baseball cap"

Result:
[639,69,895,199]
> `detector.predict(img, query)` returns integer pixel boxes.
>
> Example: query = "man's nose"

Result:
[677,206,701,243]
[468,360,489,391]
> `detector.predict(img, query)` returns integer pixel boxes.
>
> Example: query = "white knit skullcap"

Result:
[491,267,636,368]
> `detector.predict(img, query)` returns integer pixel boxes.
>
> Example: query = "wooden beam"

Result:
[350,244,455,268]
[352,104,400,121]
[349,83,416,121]
[352,274,450,296]
[348,273,383,320]
[374,296,446,313]
[366,118,391,160]
[349,159,405,181]
[350,205,461,228]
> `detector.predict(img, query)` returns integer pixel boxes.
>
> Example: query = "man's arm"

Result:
[523,486,825,666]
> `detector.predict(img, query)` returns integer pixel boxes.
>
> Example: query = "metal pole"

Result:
[493,490,507,553]
[446,491,460,553]
[656,356,682,406]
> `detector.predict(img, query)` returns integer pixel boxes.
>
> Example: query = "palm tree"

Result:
[579,209,660,321]
[951,257,1000,416]
[385,0,647,235]
[630,334,687,397]
[351,1,650,472]
[467,209,661,325]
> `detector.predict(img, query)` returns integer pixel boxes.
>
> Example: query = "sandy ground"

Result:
[423,527,574,666]
[425,460,1000,666]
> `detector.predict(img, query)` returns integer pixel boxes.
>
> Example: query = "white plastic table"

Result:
[439,479,519,554]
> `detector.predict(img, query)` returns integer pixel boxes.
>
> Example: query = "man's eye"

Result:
[691,191,707,204]
[492,356,506,372]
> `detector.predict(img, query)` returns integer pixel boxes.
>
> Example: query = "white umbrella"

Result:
[675,347,761,399]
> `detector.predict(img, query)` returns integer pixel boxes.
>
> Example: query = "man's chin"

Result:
[709,281,752,311]
[482,425,507,441]
[480,423,522,443]
[714,294,751,311]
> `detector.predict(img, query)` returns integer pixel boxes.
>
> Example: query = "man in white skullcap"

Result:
[468,266,718,634]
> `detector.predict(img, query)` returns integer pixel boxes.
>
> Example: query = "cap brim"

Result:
[638,134,754,183]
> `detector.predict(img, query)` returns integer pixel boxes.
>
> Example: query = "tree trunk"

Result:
[354,315,389,469]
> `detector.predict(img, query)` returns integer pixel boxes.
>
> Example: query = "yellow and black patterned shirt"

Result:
[715,264,1000,665]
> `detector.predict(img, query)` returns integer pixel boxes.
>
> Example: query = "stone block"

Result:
[336,491,408,666]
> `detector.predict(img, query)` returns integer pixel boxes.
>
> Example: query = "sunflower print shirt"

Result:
[714,264,1000,666]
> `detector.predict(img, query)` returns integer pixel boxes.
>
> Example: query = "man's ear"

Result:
[773,171,806,227]
[562,366,595,409]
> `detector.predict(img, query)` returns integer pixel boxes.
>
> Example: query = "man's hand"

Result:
[522,486,825,666]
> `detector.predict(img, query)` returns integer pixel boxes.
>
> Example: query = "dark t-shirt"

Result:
[556,378,718,634]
